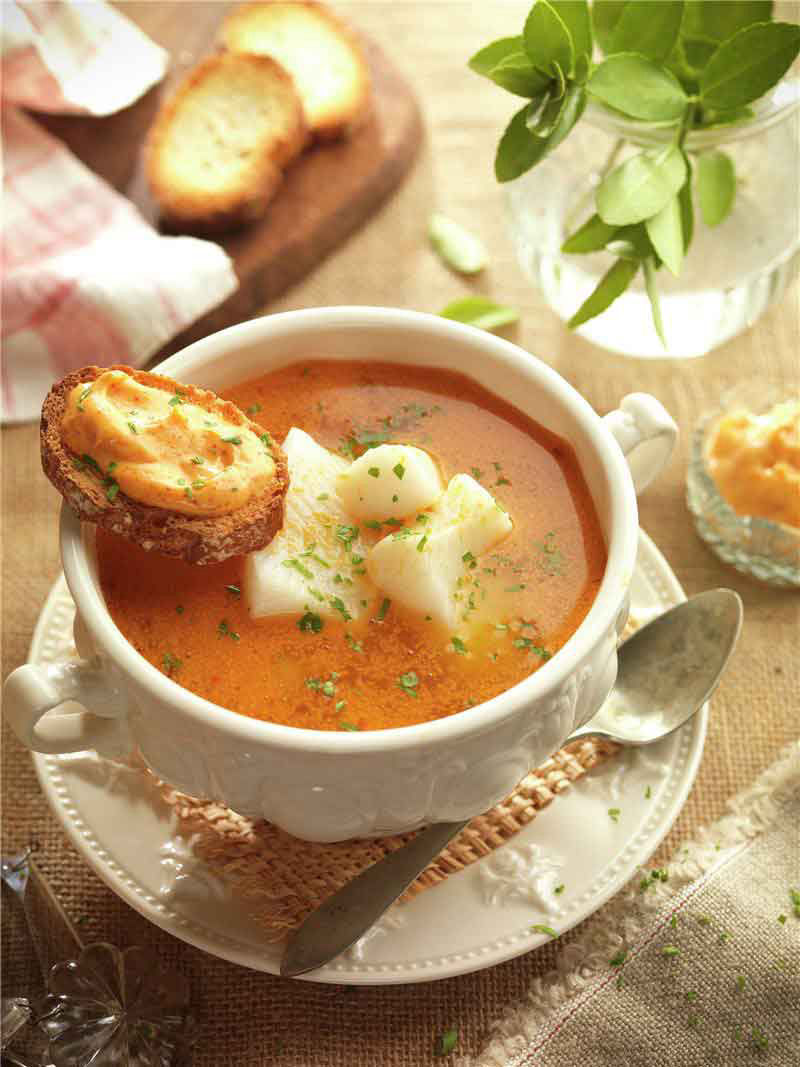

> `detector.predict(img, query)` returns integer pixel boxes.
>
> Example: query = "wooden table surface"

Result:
[2,4,798,1065]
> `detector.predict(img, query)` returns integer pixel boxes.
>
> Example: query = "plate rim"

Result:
[29,529,707,984]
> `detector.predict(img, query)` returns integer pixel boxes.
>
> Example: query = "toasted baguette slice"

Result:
[220,2,371,140]
[41,365,289,566]
[146,52,307,230]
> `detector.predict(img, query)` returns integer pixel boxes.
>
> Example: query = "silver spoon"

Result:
[281,588,742,977]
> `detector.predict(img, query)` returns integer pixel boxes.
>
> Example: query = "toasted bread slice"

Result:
[146,52,307,230]
[220,2,371,140]
[41,365,289,565]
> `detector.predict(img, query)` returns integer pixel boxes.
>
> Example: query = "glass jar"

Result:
[686,381,800,587]
[507,80,800,359]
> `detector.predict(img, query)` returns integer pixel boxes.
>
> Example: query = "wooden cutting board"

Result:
[36,2,423,358]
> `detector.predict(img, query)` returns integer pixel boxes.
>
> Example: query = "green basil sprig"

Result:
[470,0,800,343]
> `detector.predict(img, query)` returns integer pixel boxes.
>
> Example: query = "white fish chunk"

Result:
[367,474,512,627]
[244,428,373,622]
[338,444,442,521]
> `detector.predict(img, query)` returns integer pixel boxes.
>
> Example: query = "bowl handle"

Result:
[3,660,132,757]
[603,393,678,494]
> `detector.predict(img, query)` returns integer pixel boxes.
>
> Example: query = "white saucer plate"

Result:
[30,530,705,985]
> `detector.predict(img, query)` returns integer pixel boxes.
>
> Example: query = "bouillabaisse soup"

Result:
[97,361,607,731]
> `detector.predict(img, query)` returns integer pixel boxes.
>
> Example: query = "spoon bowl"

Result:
[281,589,743,977]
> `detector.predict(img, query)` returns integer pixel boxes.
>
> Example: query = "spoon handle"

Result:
[280,818,470,977]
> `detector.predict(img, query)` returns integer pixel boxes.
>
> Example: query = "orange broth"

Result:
[97,361,607,731]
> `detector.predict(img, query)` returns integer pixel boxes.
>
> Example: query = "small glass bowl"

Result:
[686,383,800,588]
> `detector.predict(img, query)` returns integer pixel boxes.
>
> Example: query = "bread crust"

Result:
[220,1,372,141]
[145,52,308,232]
[41,365,289,565]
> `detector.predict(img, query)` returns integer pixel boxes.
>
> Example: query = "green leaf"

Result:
[495,87,586,181]
[495,103,545,181]
[469,36,551,98]
[683,1,773,43]
[428,213,487,273]
[490,52,553,97]
[468,36,523,76]
[646,195,684,275]
[588,54,688,121]
[610,0,686,62]
[700,22,800,109]
[643,256,667,347]
[550,1,593,60]
[678,156,694,251]
[562,213,619,253]
[696,104,755,129]
[567,257,639,328]
[592,0,627,54]
[596,144,688,225]
[524,0,575,76]
[696,150,736,226]
[439,296,519,331]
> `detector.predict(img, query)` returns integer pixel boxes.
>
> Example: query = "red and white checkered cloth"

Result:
[1,2,238,423]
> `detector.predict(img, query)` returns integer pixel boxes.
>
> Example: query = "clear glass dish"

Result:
[686,383,800,587]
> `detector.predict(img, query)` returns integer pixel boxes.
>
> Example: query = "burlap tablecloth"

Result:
[2,4,798,1064]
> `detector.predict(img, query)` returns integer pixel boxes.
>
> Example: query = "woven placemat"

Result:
[161,737,620,939]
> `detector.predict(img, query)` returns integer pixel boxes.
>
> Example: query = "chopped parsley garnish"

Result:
[162,652,182,674]
[661,945,680,957]
[222,434,242,445]
[512,637,551,659]
[470,467,483,480]
[531,924,558,938]
[364,519,382,530]
[687,1013,701,1028]
[640,869,669,893]
[392,494,399,502]
[282,558,313,579]
[393,462,405,480]
[106,482,120,502]
[417,535,428,552]
[191,480,205,491]
[790,888,800,917]
[298,611,323,633]
[225,584,240,596]
[434,1028,458,1057]
[368,467,380,478]
[398,671,419,697]
[496,476,511,486]
[127,421,138,434]
[217,619,240,641]
[76,386,91,411]
[339,721,360,732]
[176,605,184,615]
[169,392,185,406]
[191,456,205,465]
[554,884,564,895]
[608,808,621,823]
[377,598,391,621]
[736,975,746,992]
[462,551,477,568]
[329,596,352,622]
[505,584,526,592]
[345,632,364,653]
[306,675,338,698]
[260,432,273,448]
[317,492,329,501]
[350,553,364,565]
[246,403,262,415]
[336,524,359,548]
[609,950,627,967]
[685,991,698,1003]
[645,785,652,799]
[451,636,467,655]
[670,915,678,929]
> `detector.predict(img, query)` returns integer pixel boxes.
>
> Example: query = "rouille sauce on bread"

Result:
[61,369,276,517]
